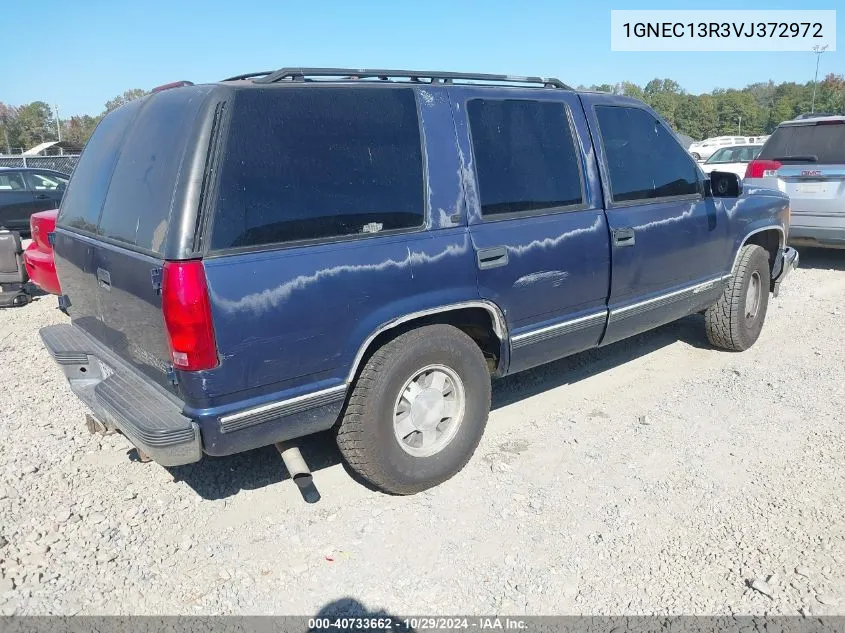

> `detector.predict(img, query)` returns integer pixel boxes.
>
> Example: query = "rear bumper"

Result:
[772,247,799,297]
[23,243,61,295]
[788,226,845,250]
[39,323,346,465]
[40,324,201,466]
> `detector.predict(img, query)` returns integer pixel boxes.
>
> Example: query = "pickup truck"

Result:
[40,68,798,495]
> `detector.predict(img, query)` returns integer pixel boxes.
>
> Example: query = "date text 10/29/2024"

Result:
[308,617,528,631]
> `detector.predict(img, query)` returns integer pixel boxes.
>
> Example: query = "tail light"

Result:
[30,211,57,251]
[161,261,219,371]
[745,159,782,179]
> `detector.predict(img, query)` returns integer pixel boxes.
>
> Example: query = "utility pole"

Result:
[54,103,62,143]
[738,116,742,135]
[811,45,828,113]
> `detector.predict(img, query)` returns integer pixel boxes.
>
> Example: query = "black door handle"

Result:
[96,267,111,290]
[35,194,50,200]
[477,246,509,270]
[613,227,636,247]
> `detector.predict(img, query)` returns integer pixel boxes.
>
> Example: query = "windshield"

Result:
[706,146,761,164]
[759,122,845,164]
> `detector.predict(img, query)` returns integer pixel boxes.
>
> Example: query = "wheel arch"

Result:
[732,225,784,280]
[346,301,509,383]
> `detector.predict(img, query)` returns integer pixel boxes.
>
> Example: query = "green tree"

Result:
[62,115,101,146]
[0,103,21,153]
[104,88,147,113]
[15,101,54,149]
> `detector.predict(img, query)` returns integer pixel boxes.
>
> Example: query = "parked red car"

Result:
[23,209,61,295]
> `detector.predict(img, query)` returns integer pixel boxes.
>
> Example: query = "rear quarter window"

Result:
[759,122,845,164]
[56,101,142,233]
[98,88,208,253]
[209,87,425,251]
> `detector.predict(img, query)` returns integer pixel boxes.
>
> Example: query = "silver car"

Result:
[745,115,845,249]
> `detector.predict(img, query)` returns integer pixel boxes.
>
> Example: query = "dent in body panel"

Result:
[513,270,569,289]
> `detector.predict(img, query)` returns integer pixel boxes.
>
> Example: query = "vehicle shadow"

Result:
[169,313,710,501]
[492,312,709,409]
[793,246,845,271]
[311,598,409,630]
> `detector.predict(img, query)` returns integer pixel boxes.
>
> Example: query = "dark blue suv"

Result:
[40,68,798,494]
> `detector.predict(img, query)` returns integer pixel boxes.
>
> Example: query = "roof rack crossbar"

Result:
[254,67,571,89]
[221,71,274,82]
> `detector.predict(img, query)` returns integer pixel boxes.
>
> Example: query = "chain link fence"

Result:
[0,155,79,174]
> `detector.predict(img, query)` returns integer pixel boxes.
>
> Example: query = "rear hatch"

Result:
[53,86,212,393]
[750,118,845,226]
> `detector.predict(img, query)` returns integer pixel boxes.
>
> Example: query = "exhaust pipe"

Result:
[275,442,320,503]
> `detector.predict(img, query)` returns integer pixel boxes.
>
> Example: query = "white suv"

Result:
[689,136,750,161]
[744,115,845,250]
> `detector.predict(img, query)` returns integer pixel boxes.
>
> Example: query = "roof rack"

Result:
[253,67,571,89]
[221,71,274,82]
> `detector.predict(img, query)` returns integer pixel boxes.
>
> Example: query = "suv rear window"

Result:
[57,101,142,233]
[209,87,425,251]
[98,88,205,253]
[759,121,845,164]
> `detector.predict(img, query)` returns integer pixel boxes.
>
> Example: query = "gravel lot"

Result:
[0,248,843,617]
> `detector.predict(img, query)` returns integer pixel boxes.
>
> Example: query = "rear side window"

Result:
[0,171,25,191]
[56,101,141,233]
[24,171,68,190]
[467,99,583,217]
[758,122,845,164]
[595,106,698,203]
[98,89,205,253]
[210,87,424,250]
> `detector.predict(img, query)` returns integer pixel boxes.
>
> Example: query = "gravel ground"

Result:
[0,248,843,617]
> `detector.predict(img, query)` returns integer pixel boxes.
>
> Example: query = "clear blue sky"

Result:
[1,0,841,116]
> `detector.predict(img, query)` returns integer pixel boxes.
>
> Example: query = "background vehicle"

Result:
[23,209,61,295]
[701,144,762,178]
[745,115,845,249]
[40,68,796,495]
[0,168,68,236]
[689,136,752,161]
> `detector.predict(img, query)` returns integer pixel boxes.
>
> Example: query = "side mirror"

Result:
[706,171,742,198]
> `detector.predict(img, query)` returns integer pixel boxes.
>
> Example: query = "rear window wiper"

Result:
[771,155,818,163]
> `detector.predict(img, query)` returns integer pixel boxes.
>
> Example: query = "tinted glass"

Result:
[99,89,205,253]
[0,171,25,191]
[57,101,142,233]
[595,106,699,203]
[210,87,424,250]
[758,122,845,164]
[467,99,583,216]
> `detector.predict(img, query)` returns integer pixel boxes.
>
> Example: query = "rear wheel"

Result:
[691,152,701,161]
[336,324,491,494]
[705,244,770,351]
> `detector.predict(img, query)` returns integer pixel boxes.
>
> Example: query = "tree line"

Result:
[1,74,843,153]
[0,89,145,154]
[579,73,845,138]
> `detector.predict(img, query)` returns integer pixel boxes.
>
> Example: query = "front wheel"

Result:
[705,244,771,351]
[336,324,491,494]
[691,152,701,161]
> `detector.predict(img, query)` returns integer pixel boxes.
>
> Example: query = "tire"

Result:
[705,244,770,351]
[336,324,491,495]
[691,152,701,161]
